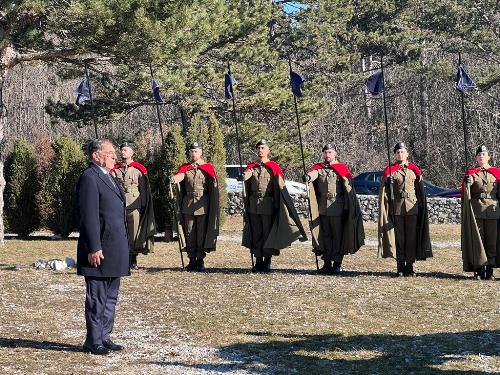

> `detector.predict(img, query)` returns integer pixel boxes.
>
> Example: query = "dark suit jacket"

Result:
[76,162,130,278]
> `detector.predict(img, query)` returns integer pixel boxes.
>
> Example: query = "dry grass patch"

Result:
[0,222,498,374]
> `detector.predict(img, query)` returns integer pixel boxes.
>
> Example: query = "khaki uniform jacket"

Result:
[461,167,500,271]
[171,162,220,252]
[307,163,365,255]
[378,163,432,260]
[242,161,307,250]
[112,162,156,254]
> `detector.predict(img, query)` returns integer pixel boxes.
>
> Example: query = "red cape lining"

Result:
[111,161,148,175]
[245,160,284,178]
[175,162,217,179]
[308,162,353,179]
[383,163,422,177]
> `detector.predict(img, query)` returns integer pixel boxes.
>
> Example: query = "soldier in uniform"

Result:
[378,142,432,276]
[170,143,219,272]
[305,144,365,274]
[242,140,307,272]
[111,142,156,269]
[462,145,500,280]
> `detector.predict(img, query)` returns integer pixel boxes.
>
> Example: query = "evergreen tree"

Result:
[49,137,86,237]
[5,140,38,237]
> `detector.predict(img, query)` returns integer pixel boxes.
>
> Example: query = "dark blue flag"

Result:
[152,79,163,103]
[290,70,305,97]
[455,65,476,96]
[365,71,384,95]
[224,73,236,100]
[74,79,90,105]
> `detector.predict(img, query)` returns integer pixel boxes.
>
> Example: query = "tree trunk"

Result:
[0,69,7,245]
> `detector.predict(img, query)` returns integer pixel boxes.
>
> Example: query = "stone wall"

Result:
[225,192,461,224]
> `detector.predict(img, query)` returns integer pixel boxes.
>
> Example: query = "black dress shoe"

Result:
[318,261,333,275]
[83,344,110,355]
[262,257,272,273]
[102,339,124,351]
[185,258,197,272]
[332,262,342,275]
[252,257,264,272]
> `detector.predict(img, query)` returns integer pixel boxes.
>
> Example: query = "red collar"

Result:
[466,166,500,180]
[308,162,353,179]
[245,160,284,178]
[175,162,217,179]
[383,163,422,177]
[111,161,148,175]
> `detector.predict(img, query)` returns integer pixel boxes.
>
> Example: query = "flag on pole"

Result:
[455,65,476,96]
[152,79,163,103]
[290,70,305,97]
[224,73,236,100]
[365,71,384,95]
[74,79,90,105]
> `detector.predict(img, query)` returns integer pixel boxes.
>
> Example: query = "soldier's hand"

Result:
[302,174,311,183]
[464,175,473,185]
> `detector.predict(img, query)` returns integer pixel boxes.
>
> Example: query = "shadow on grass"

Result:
[153,330,499,374]
[0,338,83,352]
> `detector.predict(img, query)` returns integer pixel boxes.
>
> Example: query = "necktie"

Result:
[107,173,118,191]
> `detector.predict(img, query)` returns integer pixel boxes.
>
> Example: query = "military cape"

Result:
[242,160,307,252]
[172,162,220,253]
[378,163,432,260]
[461,167,500,271]
[111,162,157,255]
[307,162,365,255]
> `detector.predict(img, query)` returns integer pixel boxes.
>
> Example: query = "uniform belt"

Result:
[395,191,416,199]
[472,192,496,199]
[320,192,342,199]
[124,186,139,193]
[253,192,272,198]
[186,191,205,197]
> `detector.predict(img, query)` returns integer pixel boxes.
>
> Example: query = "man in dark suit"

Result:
[76,139,130,355]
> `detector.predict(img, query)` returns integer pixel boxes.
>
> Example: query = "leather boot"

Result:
[253,257,264,272]
[396,261,405,277]
[332,261,342,275]
[130,254,138,270]
[473,266,486,280]
[485,265,495,280]
[405,262,416,277]
[262,257,272,273]
[196,258,205,272]
[185,257,197,272]
[318,261,333,275]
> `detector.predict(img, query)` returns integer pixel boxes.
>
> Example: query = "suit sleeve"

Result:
[78,174,101,253]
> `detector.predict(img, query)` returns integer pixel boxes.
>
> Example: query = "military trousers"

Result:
[126,208,140,255]
[476,218,498,265]
[183,214,208,259]
[249,213,278,257]
[394,215,418,263]
[319,215,344,262]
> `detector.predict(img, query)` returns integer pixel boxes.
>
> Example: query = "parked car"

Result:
[353,171,461,198]
[225,164,306,194]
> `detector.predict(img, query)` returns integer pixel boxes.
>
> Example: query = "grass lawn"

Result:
[0,219,498,374]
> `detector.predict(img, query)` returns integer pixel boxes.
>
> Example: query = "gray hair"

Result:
[86,139,113,159]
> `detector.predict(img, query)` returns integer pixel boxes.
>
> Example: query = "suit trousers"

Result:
[319,215,344,262]
[394,215,418,263]
[84,276,121,346]
[183,214,208,259]
[476,218,497,265]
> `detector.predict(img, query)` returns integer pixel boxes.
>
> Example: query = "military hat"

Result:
[255,139,269,149]
[393,142,407,153]
[322,143,335,152]
[188,142,203,150]
[475,145,489,155]
[120,141,134,150]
